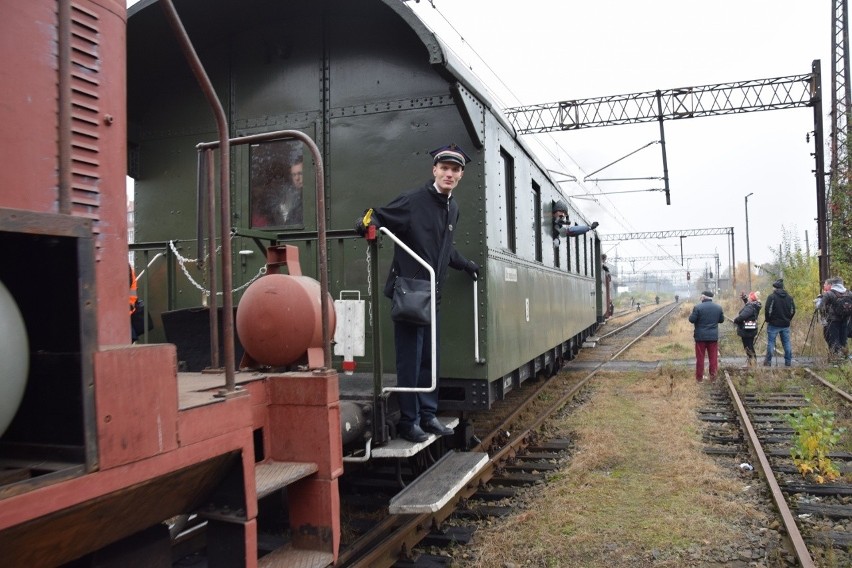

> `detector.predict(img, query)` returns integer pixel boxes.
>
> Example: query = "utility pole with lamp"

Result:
[745,192,753,291]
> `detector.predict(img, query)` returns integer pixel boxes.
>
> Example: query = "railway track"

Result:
[702,368,852,567]
[336,302,681,567]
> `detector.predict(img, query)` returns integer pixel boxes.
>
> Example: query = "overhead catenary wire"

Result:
[403,2,650,243]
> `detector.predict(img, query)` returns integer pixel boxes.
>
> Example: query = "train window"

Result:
[591,239,596,278]
[583,235,589,276]
[531,181,542,262]
[499,148,516,253]
[574,236,580,273]
[249,140,304,229]
[565,229,570,272]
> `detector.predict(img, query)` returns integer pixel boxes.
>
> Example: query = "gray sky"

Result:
[407,0,831,282]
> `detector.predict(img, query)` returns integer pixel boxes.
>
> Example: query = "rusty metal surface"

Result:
[803,367,852,404]
[0,453,236,568]
[160,0,236,389]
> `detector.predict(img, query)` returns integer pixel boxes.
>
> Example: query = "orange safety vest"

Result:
[129,265,138,315]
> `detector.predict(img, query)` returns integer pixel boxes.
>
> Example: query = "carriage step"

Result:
[388,451,488,514]
[258,544,333,568]
[371,417,460,459]
[256,460,318,500]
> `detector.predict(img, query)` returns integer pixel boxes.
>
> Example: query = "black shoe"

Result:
[399,424,428,443]
[762,361,771,367]
[421,416,454,436]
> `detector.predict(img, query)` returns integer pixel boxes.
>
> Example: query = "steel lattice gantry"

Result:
[615,253,718,263]
[599,228,733,240]
[504,74,815,133]
[831,0,851,181]
[830,0,851,275]
[505,65,830,282]
[599,227,735,290]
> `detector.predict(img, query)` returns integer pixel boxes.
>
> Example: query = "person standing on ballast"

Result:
[688,290,725,382]
[733,291,762,368]
[763,278,796,367]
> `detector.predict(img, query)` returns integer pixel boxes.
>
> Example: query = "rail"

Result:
[724,372,816,568]
[599,301,673,339]
[339,300,680,567]
[376,227,437,396]
[803,368,852,404]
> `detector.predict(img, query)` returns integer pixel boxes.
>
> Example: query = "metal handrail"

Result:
[472,279,484,364]
[378,227,436,396]
[196,130,330,373]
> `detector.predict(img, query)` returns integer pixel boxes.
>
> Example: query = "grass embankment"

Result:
[463,370,769,568]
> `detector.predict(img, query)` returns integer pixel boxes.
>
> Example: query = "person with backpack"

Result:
[821,276,852,360]
[733,291,762,368]
[763,279,796,367]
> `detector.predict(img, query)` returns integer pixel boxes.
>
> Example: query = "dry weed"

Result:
[462,369,766,568]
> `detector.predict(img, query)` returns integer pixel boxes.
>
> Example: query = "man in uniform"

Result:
[355,144,479,443]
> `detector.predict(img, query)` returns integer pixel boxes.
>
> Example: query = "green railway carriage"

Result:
[128,0,601,412]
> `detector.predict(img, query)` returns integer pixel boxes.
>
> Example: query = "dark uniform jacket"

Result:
[371,181,471,305]
[764,289,796,327]
[821,286,850,323]
[733,300,762,338]
[688,299,725,341]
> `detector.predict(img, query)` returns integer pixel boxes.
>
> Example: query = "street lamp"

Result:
[745,192,754,291]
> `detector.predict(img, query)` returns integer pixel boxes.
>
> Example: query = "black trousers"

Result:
[393,319,441,429]
[826,319,849,355]
[740,336,756,359]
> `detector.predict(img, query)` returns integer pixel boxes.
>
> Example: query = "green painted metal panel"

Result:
[127,0,600,391]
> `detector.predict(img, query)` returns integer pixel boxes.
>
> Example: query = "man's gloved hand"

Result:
[354,208,374,237]
[354,217,367,237]
[590,221,599,230]
[464,260,480,281]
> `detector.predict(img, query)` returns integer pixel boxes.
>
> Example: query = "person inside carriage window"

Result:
[354,144,480,443]
[551,199,598,247]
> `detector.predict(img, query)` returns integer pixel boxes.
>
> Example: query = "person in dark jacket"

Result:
[733,291,762,367]
[819,276,850,360]
[355,143,479,443]
[763,278,796,367]
[688,290,725,382]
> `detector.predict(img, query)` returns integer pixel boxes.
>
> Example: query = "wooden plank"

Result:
[255,461,317,500]
[388,452,487,514]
